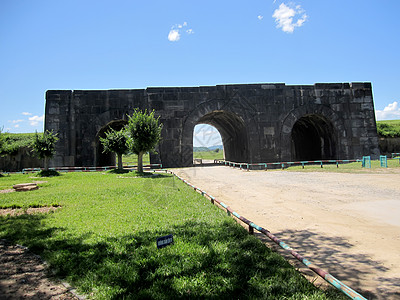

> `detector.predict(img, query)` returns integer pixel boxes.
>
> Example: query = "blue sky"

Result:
[1,1,400,147]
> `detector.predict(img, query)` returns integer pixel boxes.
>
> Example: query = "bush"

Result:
[35,169,60,177]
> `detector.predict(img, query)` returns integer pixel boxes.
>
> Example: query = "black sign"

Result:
[156,234,174,249]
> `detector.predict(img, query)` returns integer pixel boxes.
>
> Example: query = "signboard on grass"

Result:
[156,234,174,249]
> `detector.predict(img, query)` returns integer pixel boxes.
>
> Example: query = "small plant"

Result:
[36,169,60,177]
[126,109,163,173]
[31,130,59,171]
[100,128,129,171]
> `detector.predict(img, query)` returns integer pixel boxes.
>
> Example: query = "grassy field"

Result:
[0,172,343,299]
[193,150,224,161]
[122,153,150,165]
[283,158,400,173]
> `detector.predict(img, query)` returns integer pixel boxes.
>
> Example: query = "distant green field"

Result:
[193,150,224,160]
[121,153,150,165]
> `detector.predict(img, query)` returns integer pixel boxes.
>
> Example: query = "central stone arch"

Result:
[180,99,253,166]
[196,110,248,162]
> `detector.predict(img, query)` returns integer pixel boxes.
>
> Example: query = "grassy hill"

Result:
[0,132,36,155]
[376,119,400,138]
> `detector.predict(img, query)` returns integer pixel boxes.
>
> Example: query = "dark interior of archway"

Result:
[291,114,336,161]
[197,111,248,162]
[96,120,127,167]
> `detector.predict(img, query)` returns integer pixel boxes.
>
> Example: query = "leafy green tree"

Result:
[99,128,129,170]
[126,109,163,173]
[31,130,58,170]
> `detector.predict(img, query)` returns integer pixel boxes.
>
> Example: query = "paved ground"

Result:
[174,166,400,300]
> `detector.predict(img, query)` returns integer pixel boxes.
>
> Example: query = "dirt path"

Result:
[174,166,400,300]
[0,240,79,300]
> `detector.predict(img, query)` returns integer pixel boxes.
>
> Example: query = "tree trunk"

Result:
[44,157,49,171]
[138,152,144,173]
[117,153,123,170]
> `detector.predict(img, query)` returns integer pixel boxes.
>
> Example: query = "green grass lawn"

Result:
[283,158,400,173]
[0,172,343,299]
[193,150,224,161]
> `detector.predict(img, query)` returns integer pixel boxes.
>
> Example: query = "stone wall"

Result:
[0,147,43,172]
[379,137,400,155]
[45,82,380,168]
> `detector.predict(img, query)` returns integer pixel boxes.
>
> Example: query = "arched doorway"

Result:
[291,114,337,161]
[95,120,127,167]
[193,124,224,162]
[195,110,248,163]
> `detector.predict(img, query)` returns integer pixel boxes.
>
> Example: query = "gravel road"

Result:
[174,166,400,299]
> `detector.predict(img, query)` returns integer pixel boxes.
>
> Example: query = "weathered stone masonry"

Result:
[45,82,380,168]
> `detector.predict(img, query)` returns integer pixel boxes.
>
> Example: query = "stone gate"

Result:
[45,82,380,168]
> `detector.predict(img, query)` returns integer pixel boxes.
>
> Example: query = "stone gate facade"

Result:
[45,82,380,168]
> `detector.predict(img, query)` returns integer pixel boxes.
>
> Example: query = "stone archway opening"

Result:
[193,124,224,162]
[291,114,337,161]
[194,110,248,163]
[95,120,127,167]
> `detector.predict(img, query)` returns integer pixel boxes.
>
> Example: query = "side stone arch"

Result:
[280,104,346,162]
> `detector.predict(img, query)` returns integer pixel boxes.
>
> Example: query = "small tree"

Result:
[31,130,58,170]
[126,109,162,173]
[99,128,129,171]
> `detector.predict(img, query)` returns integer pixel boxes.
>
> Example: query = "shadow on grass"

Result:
[0,215,344,299]
[108,169,131,174]
[266,229,400,300]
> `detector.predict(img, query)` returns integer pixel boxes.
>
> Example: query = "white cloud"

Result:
[22,112,32,116]
[272,3,308,33]
[168,29,181,42]
[375,101,400,120]
[28,115,44,126]
[14,124,20,128]
[258,15,264,20]
[168,22,193,42]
